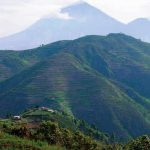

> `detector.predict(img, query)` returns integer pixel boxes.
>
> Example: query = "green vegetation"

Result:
[21,108,108,142]
[0,132,64,150]
[1,109,150,150]
[124,135,150,150]
[0,34,150,142]
[0,109,108,150]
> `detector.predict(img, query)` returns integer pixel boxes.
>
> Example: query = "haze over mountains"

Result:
[0,2,150,50]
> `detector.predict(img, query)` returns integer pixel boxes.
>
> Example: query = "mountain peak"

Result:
[128,18,150,25]
[75,1,94,7]
[61,1,104,18]
[63,1,95,10]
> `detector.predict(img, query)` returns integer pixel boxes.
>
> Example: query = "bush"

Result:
[125,135,150,150]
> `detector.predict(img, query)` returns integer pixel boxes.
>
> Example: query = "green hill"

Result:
[0,34,150,142]
[0,108,109,150]
[21,107,108,142]
[0,40,69,82]
[1,109,150,150]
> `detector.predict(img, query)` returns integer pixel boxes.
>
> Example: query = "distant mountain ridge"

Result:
[125,18,150,42]
[1,2,150,50]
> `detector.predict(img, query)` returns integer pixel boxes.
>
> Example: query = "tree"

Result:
[125,135,150,150]
[37,121,62,145]
[61,129,73,149]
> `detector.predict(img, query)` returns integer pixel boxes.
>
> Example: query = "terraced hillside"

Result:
[0,33,150,141]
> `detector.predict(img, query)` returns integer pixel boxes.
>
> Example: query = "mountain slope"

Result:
[0,40,70,82]
[69,34,150,99]
[0,52,150,141]
[0,34,150,141]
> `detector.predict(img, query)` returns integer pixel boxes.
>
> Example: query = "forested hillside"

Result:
[0,33,150,141]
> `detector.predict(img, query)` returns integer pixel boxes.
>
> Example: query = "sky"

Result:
[0,0,150,37]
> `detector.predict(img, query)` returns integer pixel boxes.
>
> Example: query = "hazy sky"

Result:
[0,0,150,37]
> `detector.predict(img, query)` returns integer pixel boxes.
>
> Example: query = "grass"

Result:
[0,132,65,150]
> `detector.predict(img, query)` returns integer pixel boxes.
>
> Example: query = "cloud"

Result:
[0,0,79,37]
[86,0,150,23]
[0,0,150,37]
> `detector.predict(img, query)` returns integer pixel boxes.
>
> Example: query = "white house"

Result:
[40,107,55,113]
[13,116,21,120]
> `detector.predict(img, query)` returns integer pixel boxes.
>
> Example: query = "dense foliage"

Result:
[1,121,106,150]
[21,108,108,142]
[124,135,150,150]
[0,131,64,150]
[1,109,150,150]
[1,120,150,150]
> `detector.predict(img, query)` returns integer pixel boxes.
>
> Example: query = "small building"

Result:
[13,116,21,120]
[47,109,55,113]
[39,107,55,113]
